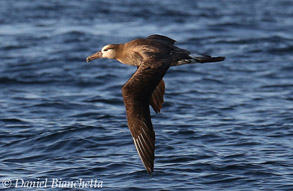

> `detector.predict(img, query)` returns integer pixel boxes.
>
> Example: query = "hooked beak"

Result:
[86,51,103,62]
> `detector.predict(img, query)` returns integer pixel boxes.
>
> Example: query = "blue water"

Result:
[0,0,293,190]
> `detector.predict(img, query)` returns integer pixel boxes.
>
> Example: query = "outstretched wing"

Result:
[122,58,170,174]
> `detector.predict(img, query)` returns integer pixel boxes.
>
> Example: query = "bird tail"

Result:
[174,56,225,66]
[193,56,225,63]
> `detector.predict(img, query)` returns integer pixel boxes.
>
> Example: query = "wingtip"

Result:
[209,56,225,62]
[146,167,153,175]
[218,56,225,61]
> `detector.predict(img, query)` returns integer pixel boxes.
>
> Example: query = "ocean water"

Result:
[0,0,292,190]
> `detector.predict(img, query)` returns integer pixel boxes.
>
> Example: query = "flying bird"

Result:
[86,34,225,174]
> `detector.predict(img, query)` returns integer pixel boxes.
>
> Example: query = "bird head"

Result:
[86,44,118,62]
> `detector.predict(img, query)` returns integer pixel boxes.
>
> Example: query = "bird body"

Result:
[86,34,225,174]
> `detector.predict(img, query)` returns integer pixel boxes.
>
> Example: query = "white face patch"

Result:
[101,45,116,59]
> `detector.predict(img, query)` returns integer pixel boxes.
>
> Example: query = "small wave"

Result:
[1,118,28,123]
[3,154,46,163]
[202,77,225,84]
[261,84,293,89]
[267,45,293,55]
[84,97,122,105]
[0,44,28,50]
[202,176,244,184]
[213,35,292,45]
[71,112,114,119]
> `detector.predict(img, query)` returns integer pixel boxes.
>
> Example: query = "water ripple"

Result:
[0,0,292,190]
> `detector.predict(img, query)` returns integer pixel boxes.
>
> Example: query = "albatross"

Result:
[86,34,225,174]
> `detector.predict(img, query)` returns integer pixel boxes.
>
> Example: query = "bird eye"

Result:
[104,49,108,52]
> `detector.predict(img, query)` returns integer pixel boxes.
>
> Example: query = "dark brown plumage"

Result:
[86,34,225,174]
